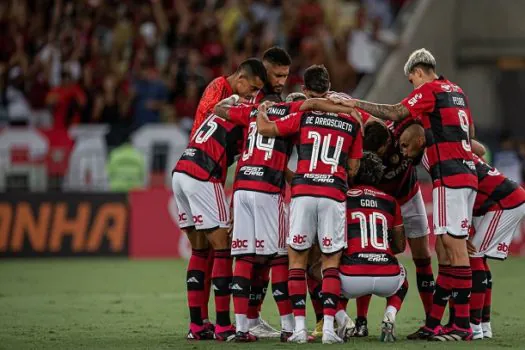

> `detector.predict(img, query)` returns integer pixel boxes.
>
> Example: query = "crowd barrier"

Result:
[1,184,525,258]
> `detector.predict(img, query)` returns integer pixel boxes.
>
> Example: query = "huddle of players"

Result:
[172,47,525,343]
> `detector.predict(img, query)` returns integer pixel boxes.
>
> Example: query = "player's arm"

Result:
[471,139,486,157]
[285,168,295,184]
[390,225,406,254]
[347,123,363,179]
[330,98,410,122]
[390,199,406,254]
[213,95,241,120]
[299,98,363,124]
[256,104,280,137]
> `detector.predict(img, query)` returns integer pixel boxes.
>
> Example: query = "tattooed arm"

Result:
[353,101,410,122]
[329,97,410,122]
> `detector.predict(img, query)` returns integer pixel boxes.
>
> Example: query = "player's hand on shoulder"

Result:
[258,101,274,113]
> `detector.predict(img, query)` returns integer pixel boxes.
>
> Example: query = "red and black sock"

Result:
[187,248,209,326]
[322,268,341,318]
[247,263,270,319]
[271,256,293,317]
[307,268,323,322]
[338,297,349,312]
[232,256,255,318]
[426,265,453,329]
[413,257,435,315]
[212,249,233,328]
[469,257,486,325]
[482,258,492,323]
[289,268,307,317]
[387,276,409,312]
[356,294,372,321]
[201,248,214,321]
[449,266,472,330]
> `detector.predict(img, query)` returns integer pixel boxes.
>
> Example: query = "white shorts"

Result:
[288,196,346,254]
[433,186,476,238]
[401,189,429,239]
[171,172,229,230]
[231,190,288,256]
[340,264,406,299]
[471,204,525,260]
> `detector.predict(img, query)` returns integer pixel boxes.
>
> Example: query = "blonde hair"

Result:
[404,48,436,76]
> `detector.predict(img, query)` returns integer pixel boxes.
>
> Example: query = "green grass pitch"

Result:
[0,258,524,349]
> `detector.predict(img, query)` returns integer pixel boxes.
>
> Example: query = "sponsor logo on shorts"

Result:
[192,215,203,224]
[461,218,470,230]
[292,235,307,245]
[232,239,249,249]
[179,213,188,222]
[322,237,332,248]
[347,189,363,197]
[255,239,265,248]
[497,242,509,253]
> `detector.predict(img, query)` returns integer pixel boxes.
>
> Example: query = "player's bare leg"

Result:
[320,251,345,344]
[205,227,235,341]
[409,236,435,315]
[287,248,310,343]
[185,229,215,340]
[306,245,324,337]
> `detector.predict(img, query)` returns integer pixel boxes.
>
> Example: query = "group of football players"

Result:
[172,46,525,343]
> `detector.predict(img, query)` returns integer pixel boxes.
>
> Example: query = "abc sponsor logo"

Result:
[497,242,509,253]
[193,215,203,224]
[178,213,187,222]
[322,237,332,248]
[255,239,265,249]
[292,235,307,245]
[232,239,249,249]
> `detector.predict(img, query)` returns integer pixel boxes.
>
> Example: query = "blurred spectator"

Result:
[494,132,523,184]
[132,60,167,127]
[106,132,146,192]
[46,68,86,129]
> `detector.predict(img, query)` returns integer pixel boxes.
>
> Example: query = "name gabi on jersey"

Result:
[360,199,378,208]
[240,165,264,177]
[183,148,197,157]
[304,173,335,183]
[305,116,353,132]
[357,253,390,263]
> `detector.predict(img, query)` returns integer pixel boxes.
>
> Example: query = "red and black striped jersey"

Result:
[376,122,419,205]
[401,77,477,190]
[226,101,304,194]
[473,155,525,216]
[275,110,363,202]
[341,185,403,276]
[173,114,243,183]
[190,76,233,139]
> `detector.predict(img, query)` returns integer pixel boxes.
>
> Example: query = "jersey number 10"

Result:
[351,211,389,250]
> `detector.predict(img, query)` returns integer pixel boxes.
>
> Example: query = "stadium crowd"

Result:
[0,0,405,132]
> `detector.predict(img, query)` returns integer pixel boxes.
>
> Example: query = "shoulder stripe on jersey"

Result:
[434,91,469,109]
